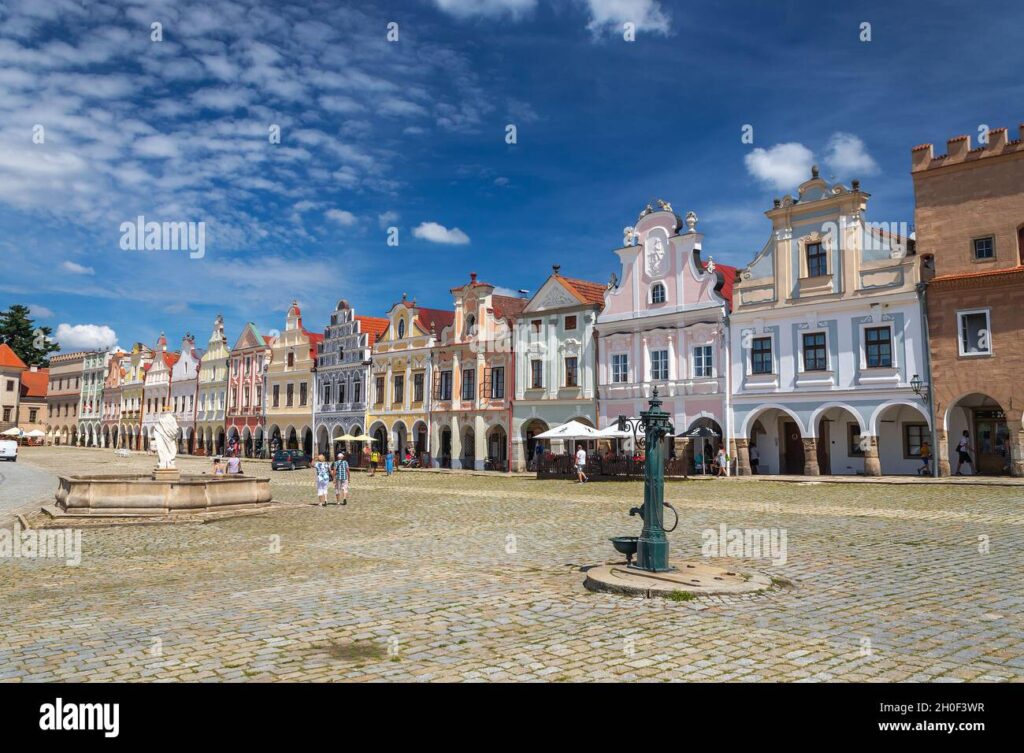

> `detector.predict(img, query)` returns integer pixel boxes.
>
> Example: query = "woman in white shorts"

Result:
[314,454,331,506]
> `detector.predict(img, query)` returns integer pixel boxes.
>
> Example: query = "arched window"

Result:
[651,282,666,304]
[465,314,476,338]
[398,319,405,339]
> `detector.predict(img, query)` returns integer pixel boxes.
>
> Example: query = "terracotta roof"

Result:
[705,262,738,311]
[306,331,324,359]
[0,343,27,370]
[930,264,1024,285]
[413,306,454,334]
[163,352,180,368]
[491,294,528,321]
[20,368,48,398]
[355,315,389,346]
[556,275,606,306]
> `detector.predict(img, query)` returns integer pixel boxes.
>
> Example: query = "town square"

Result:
[0,0,1021,739]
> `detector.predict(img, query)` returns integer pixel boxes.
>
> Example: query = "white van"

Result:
[0,439,17,461]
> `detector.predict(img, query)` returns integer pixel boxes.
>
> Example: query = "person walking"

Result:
[369,447,380,476]
[749,443,760,475]
[575,443,588,483]
[532,441,544,471]
[955,431,974,476]
[314,453,331,506]
[715,445,728,477]
[385,448,395,476]
[332,451,350,505]
[919,440,932,476]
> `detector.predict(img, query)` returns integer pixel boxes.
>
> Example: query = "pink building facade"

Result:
[596,203,735,466]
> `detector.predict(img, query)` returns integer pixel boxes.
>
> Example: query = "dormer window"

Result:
[806,242,827,277]
[397,319,405,339]
[651,282,666,304]
[465,314,476,338]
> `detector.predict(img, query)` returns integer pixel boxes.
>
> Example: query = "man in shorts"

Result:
[332,451,350,505]
[955,430,973,476]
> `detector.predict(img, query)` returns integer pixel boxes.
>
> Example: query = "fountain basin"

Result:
[54,473,272,516]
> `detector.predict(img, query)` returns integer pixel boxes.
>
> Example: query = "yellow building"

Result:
[366,295,452,461]
[265,302,320,456]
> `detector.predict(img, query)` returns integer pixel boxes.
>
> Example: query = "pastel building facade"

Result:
[0,343,27,432]
[729,168,927,476]
[367,296,451,463]
[596,203,735,466]
[265,302,320,457]
[46,351,86,445]
[226,323,273,457]
[169,334,202,453]
[512,266,605,470]
[431,275,525,470]
[313,300,387,461]
[78,350,114,447]
[101,353,125,448]
[120,343,154,450]
[141,333,178,450]
[196,315,229,456]
[20,366,48,437]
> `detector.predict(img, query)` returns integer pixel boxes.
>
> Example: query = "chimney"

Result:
[470,272,477,284]
[986,127,1008,151]
[946,134,970,162]
[911,142,934,172]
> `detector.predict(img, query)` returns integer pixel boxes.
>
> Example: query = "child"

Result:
[211,458,225,476]
[332,451,350,505]
[919,440,932,476]
[314,454,331,506]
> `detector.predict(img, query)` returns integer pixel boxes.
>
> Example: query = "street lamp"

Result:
[910,373,928,401]
[617,386,676,572]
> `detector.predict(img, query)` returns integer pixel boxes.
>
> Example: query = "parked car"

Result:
[271,449,311,470]
[0,439,17,462]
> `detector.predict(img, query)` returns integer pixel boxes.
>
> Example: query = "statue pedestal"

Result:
[153,467,181,482]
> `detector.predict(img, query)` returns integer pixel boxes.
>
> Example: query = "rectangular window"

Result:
[564,357,578,387]
[865,326,892,368]
[849,423,864,455]
[806,242,827,277]
[958,310,991,356]
[394,375,404,404]
[339,382,345,404]
[802,332,827,371]
[323,385,331,405]
[29,408,37,422]
[751,337,772,375]
[531,359,543,389]
[612,353,628,383]
[461,368,475,400]
[904,424,928,458]
[531,319,541,334]
[564,315,577,330]
[413,373,424,403]
[3,407,10,421]
[439,370,452,401]
[6,379,14,391]
[286,383,294,407]
[375,376,385,405]
[693,345,713,378]
[491,367,505,399]
[352,381,359,403]
[650,349,668,381]
[299,382,308,406]
[973,236,994,260]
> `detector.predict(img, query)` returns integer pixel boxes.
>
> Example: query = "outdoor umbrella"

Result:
[25,429,45,438]
[596,423,632,438]
[334,433,359,441]
[533,420,600,440]
[1,427,23,437]
[352,434,377,442]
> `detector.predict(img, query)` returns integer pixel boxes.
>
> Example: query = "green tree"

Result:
[0,305,61,366]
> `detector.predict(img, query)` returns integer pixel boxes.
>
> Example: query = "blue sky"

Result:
[1,0,1022,353]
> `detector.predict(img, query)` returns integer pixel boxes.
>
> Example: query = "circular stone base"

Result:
[584,560,772,598]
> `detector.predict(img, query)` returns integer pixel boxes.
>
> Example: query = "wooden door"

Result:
[784,421,805,474]
[816,419,831,475]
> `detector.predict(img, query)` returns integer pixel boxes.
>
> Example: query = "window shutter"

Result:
[481,366,491,399]
[432,370,441,400]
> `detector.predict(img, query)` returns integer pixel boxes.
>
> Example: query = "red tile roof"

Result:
[414,306,454,334]
[556,275,606,306]
[930,264,1024,285]
[356,316,389,346]
[491,294,528,321]
[706,262,737,311]
[0,343,27,370]
[20,368,48,398]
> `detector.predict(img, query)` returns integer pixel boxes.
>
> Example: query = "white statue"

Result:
[657,199,673,212]
[644,232,668,277]
[685,211,698,233]
[154,409,179,469]
[623,226,635,246]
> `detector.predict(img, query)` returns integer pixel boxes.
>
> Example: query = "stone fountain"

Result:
[49,410,272,519]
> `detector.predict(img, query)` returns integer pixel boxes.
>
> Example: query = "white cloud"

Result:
[433,0,537,19]
[412,221,470,245]
[61,261,94,275]
[824,132,879,177]
[28,303,54,318]
[325,209,357,226]
[582,0,671,36]
[55,323,118,351]
[744,142,815,191]
[378,210,399,229]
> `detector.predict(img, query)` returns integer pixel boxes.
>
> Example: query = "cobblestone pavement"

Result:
[1,446,1022,682]
[0,457,57,526]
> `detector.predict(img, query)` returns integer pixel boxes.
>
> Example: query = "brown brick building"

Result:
[912,124,1024,476]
